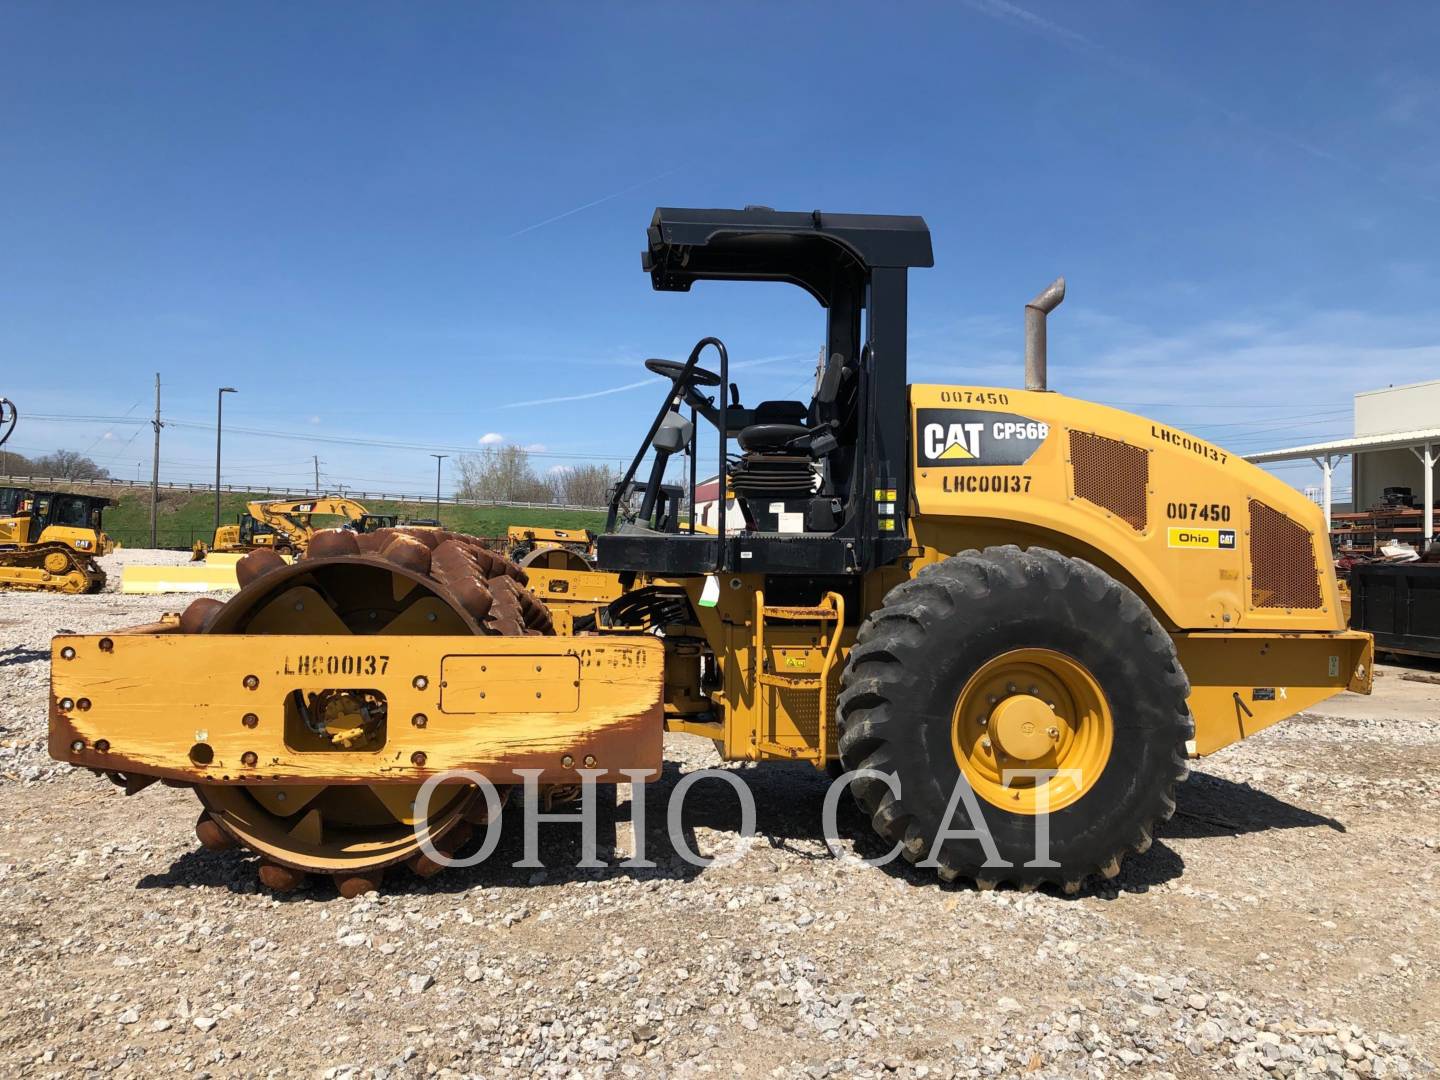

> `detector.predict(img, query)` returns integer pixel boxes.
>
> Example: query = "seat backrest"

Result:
[752,400,807,426]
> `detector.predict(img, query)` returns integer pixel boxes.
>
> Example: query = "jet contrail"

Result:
[502,378,661,409]
[505,167,684,240]
[500,351,814,410]
[959,0,1423,196]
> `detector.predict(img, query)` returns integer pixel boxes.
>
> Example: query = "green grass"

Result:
[66,487,607,549]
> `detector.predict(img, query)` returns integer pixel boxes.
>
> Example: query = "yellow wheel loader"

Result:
[2,487,112,593]
[50,207,1371,894]
[191,511,282,560]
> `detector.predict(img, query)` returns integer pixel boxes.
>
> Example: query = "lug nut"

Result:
[410,751,427,767]
[977,716,988,727]
[243,674,259,690]
[583,754,596,768]
[980,737,992,751]
[241,751,258,767]
[70,739,85,753]
[561,754,575,768]
[77,698,91,711]
[242,713,259,728]
[60,646,76,661]
[412,676,428,690]
[1047,727,1060,739]
[59,697,74,711]
[411,713,428,728]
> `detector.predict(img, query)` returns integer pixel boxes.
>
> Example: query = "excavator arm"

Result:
[244,498,374,548]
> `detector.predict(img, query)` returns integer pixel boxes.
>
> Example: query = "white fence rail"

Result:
[0,474,606,513]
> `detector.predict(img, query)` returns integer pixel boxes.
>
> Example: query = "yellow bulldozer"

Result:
[1,487,113,592]
[50,207,1371,896]
[195,497,397,559]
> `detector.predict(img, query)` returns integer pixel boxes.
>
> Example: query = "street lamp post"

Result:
[215,387,237,534]
[431,453,447,524]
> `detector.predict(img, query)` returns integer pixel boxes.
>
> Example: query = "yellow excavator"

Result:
[51,208,1373,896]
[0,487,113,592]
[196,497,397,559]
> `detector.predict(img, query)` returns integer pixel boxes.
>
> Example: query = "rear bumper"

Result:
[1174,629,1374,756]
[50,632,664,786]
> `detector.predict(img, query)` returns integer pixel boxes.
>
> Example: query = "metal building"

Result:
[1246,379,1440,551]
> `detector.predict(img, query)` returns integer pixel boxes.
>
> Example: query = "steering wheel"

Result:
[645,357,722,387]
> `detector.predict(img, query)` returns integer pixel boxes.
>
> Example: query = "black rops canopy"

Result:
[643,206,933,306]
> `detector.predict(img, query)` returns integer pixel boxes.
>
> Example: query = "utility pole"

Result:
[149,374,163,548]
[314,455,321,495]
[214,386,237,534]
[431,453,447,523]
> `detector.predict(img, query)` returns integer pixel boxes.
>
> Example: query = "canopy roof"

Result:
[643,206,933,305]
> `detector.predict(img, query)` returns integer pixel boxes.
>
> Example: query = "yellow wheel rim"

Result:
[43,551,70,574]
[950,648,1113,814]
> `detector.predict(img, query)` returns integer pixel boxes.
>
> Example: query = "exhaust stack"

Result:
[1024,277,1066,392]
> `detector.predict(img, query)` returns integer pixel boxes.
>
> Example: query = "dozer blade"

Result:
[50,633,664,786]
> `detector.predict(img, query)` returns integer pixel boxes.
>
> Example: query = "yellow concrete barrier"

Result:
[121,564,239,594]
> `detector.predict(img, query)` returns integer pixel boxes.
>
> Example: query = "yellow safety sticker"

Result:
[1167,527,1236,550]
[873,489,897,501]
[879,519,896,531]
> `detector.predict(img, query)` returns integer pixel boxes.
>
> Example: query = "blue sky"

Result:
[3,3,1438,501]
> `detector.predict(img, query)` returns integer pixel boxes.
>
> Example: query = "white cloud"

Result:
[524,443,547,453]
[478,432,505,446]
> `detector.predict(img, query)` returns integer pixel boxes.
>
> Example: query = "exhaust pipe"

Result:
[1024,277,1066,392]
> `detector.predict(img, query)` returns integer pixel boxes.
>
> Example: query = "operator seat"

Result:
[735,399,809,452]
[727,357,848,508]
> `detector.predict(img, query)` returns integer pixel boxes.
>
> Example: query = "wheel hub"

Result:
[951,648,1114,814]
[990,695,1057,761]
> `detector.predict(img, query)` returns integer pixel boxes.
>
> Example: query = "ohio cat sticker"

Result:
[916,409,1050,467]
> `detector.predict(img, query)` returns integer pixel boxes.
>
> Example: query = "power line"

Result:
[26,412,633,463]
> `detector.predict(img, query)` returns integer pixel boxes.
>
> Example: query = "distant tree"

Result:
[31,449,110,480]
[455,446,554,503]
[553,463,616,507]
[0,448,36,476]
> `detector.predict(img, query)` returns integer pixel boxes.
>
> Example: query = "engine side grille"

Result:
[1248,499,1322,609]
[1069,430,1149,531]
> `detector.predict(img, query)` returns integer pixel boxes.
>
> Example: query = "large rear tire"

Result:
[836,545,1191,892]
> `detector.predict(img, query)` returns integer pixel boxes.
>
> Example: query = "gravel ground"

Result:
[0,553,1436,1078]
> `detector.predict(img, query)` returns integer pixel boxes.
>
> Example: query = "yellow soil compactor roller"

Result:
[2,487,113,593]
[50,208,1371,895]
